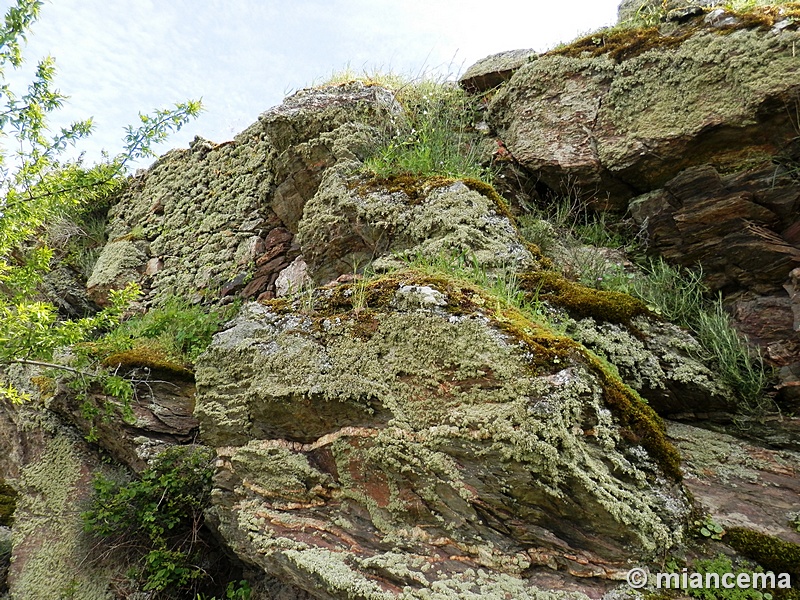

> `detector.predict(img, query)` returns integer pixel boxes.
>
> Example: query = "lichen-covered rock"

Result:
[668,420,800,544]
[459,49,538,93]
[195,293,689,598]
[0,391,126,600]
[86,239,147,305]
[298,170,534,283]
[567,316,735,415]
[616,0,722,24]
[41,266,98,318]
[89,82,398,306]
[489,22,800,203]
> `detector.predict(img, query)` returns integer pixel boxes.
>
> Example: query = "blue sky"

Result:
[6,0,620,167]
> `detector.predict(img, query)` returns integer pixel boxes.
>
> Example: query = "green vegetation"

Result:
[518,191,771,414]
[0,0,201,403]
[347,73,490,181]
[551,0,800,62]
[0,480,17,527]
[82,445,242,598]
[80,296,238,372]
[724,528,800,577]
[693,516,726,540]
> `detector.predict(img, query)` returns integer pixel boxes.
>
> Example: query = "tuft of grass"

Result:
[400,250,544,321]
[616,259,771,413]
[519,192,771,413]
[361,75,491,182]
[694,300,771,413]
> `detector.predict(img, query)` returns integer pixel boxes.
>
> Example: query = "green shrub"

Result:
[82,445,220,597]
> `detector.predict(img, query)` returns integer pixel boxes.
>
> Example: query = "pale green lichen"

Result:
[490,25,800,188]
[228,442,337,506]
[567,315,732,401]
[600,27,800,171]
[11,433,116,600]
[297,166,532,283]
[666,421,797,484]
[197,292,688,562]
[85,239,146,292]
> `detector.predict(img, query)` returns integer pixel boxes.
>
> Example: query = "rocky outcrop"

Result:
[4,4,800,598]
[458,49,537,94]
[89,83,398,306]
[488,16,800,204]
[197,296,688,598]
[481,10,800,406]
[298,170,533,283]
[629,164,800,294]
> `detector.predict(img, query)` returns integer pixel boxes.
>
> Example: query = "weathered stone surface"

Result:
[627,162,800,406]
[196,299,689,598]
[41,266,98,318]
[668,420,800,544]
[86,239,147,305]
[49,376,199,473]
[298,170,534,283]
[567,316,735,416]
[631,164,800,293]
[459,49,537,93]
[90,83,398,307]
[489,23,800,203]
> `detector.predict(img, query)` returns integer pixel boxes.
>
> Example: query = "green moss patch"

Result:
[550,4,800,63]
[550,27,690,62]
[520,271,650,324]
[101,345,194,379]
[725,527,800,577]
[266,268,681,481]
[353,174,515,222]
[588,355,682,480]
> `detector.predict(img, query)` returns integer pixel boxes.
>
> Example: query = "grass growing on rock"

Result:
[345,73,491,182]
[550,1,800,63]
[79,297,238,375]
[518,192,772,415]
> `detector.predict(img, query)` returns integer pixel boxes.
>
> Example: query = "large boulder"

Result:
[195,283,690,598]
[298,169,534,283]
[89,82,399,306]
[488,18,800,205]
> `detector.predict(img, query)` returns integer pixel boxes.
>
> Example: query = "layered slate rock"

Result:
[488,20,800,204]
[628,162,800,406]
[458,49,537,94]
[629,164,800,294]
[195,290,689,598]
